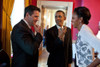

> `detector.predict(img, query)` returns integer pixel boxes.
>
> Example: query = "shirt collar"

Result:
[23,19,31,29]
[56,24,63,29]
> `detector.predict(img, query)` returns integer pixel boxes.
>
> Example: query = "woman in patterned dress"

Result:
[71,7,100,67]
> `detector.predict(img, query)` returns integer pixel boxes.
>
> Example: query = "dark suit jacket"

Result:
[45,25,72,67]
[11,20,42,67]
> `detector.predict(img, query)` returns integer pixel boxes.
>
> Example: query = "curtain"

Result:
[24,0,32,7]
[24,0,29,7]
[1,0,14,62]
[0,0,3,44]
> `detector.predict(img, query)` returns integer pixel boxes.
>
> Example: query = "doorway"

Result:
[37,1,73,33]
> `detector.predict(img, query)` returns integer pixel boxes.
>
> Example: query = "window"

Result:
[11,0,24,28]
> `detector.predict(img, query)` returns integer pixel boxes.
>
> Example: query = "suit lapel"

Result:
[20,20,30,30]
[53,25,58,37]
[20,20,35,37]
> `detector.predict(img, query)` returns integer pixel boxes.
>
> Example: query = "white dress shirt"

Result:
[23,19,31,29]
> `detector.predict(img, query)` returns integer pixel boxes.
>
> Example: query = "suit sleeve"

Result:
[68,29,73,63]
[45,30,63,53]
[11,27,42,56]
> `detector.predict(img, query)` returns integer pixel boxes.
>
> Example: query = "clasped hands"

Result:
[58,26,67,41]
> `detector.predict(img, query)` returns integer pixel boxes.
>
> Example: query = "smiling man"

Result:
[11,5,42,67]
[45,10,72,67]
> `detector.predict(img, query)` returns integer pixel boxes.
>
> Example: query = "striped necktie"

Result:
[60,28,62,31]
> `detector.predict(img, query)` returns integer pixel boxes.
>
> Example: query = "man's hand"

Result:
[63,26,67,34]
[58,26,67,41]
[34,25,43,36]
[34,25,41,33]
[87,58,100,67]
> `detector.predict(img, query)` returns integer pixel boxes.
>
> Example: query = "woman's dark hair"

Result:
[74,7,91,25]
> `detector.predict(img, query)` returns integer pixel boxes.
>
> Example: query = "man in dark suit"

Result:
[11,5,42,67]
[45,10,72,67]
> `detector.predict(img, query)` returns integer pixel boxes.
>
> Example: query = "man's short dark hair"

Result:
[24,5,40,17]
[55,10,66,17]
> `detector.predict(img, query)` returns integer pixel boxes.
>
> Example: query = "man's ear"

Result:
[64,17,66,20]
[26,12,29,17]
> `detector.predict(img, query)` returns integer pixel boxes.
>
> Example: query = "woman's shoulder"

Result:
[80,24,93,34]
